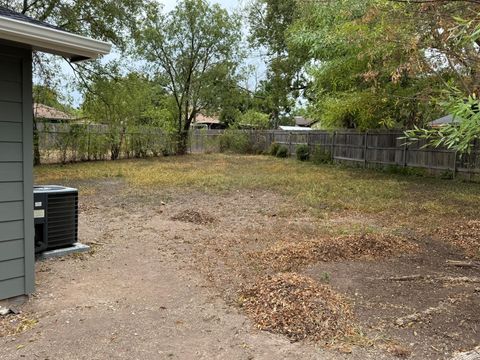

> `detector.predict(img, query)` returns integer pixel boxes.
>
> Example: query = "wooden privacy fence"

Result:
[36,123,177,164]
[36,124,480,178]
[191,129,480,178]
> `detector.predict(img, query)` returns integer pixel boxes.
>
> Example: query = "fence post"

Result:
[364,131,368,168]
[289,132,293,156]
[331,131,336,162]
[453,151,458,179]
[403,142,408,167]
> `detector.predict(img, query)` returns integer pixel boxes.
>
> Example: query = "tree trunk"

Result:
[176,129,190,155]
[33,119,41,166]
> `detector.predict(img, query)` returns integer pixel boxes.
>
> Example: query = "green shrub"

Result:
[311,147,332,164]
[384,165,426,177]
[269,142,281,156]
[219,130,251,154]
[276,145,289,158]
[296,144,310,161]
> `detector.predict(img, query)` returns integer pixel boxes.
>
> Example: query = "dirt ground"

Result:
[1,161,479,359]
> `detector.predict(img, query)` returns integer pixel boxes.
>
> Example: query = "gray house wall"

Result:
[0,44,34,300]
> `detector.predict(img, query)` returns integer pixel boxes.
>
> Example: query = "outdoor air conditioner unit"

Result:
[34,186,78,253]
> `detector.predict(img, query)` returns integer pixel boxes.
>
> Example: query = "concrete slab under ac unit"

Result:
[36,243,90,261]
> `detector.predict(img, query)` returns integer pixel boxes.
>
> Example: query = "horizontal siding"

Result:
[0,201,23,222]
[0,220,23,243]
[0,81,21,103]
[0,122,21,142]
[0,143,22,162]
[0,239,23,261]
[0,258,24,281]
[0,277,24,300]
[0,162,22,182]
[0,58,21,82]
[0,47,29,301]
[0,182,23,202]
[0,102,22,122]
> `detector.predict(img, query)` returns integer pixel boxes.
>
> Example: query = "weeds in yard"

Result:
[34,154,480,229]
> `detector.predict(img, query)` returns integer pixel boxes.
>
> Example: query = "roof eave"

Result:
[0,16,111,61]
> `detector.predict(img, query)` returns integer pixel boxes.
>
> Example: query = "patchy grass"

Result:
[35,154,480,230]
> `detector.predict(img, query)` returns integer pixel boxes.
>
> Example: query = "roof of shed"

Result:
[0,6,111,61]
[279,126,313,131]
[294,116,318,127]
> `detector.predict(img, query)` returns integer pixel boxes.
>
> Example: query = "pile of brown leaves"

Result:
[171,209,216,225]
[239,273,356,343]
[437,220,480,259]
[255,233,417,271]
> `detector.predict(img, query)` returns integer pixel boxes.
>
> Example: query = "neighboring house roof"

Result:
[294,116,318,127]
[193,113,221,125]
[0,6,111,61]
[34,103,75,121]
[279,126,313,131]
[429,115,457,128]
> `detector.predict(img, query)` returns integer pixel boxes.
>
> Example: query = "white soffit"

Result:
[0,15,111,61]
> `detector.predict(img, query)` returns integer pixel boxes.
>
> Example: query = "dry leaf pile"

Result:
[171,209,216,225]
[255,233,417,271]
[437,220,480,259]
[239,273,356,343]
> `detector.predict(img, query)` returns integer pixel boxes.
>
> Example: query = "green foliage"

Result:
[269,142,281,156]
[82,72,173,159]
[400,11,480,154]
[33,85,72,113]
[219,130,251,154]
[248,0,306,126]
[296,144,310,161]
[287,0,469,130]
[404,93,480,154]
[3,0,155,110]
[311,147,333,165]
[135,0,243,154]
[276,145,289,158]
[237,110,270,129]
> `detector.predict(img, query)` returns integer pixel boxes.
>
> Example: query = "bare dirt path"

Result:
[0,180,391,360]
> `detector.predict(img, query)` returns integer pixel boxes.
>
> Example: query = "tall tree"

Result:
[288,0,480,130]
[288,0,448,130]
[248,0,306,127]
[135,0,242,154]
